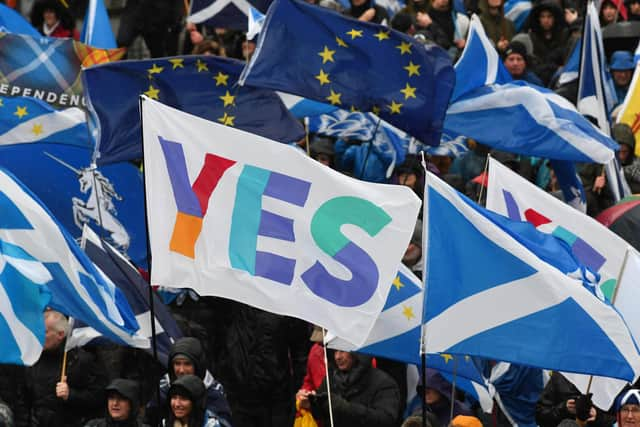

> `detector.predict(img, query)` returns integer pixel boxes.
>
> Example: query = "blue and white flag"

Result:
[0,168,148,351]
[422,171,640,381]
[189,0,272,30]
[557,40,580,86]
[0,240,52,365]
[69,226,182,365]
[0,96,90,148]
[247,5,265,40]
[504,0,531,32]
[0,4,40,36]
[278,93,338,118]
[577,1,630,202]
[81,0,117,49]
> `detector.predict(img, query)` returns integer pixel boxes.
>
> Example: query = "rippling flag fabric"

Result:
[84,55,305,165]
[239,0,455,146]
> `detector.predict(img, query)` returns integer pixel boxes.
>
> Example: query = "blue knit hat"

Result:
[610,51,635,71]
[616,389,640,412]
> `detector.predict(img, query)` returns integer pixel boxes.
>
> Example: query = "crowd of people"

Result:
[0,0,638,426]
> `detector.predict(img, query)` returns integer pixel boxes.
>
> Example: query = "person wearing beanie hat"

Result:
[610,51,635,102]
[616,389,640,427]
[145,338,232,427]
[85,379,148,427]
[503,42,544,85]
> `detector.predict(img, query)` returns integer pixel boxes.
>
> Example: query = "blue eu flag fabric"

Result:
[239,0,455,146]
[83,55,306,165]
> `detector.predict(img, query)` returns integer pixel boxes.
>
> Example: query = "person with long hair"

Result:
[163,375,221,427]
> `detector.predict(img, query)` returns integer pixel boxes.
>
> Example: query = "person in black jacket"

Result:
[0,364,28,427]
[536,372,615,427]
[24,310,107,427]
[85,379,149,427]
[302,351,401,427]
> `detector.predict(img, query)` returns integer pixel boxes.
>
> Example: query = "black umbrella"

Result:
[602,21,640,60]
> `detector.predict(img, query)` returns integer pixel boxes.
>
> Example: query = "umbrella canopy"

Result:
[597,196,640,251]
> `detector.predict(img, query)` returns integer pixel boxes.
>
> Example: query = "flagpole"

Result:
[420,153,429,427]
[321,328,336,427]
[477,152,491,204]
[449,357,459,423]
[420,325,428,427]
[138,96,162,408]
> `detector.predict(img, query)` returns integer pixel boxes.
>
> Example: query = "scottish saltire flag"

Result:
[548,159,587,213]
[482,361,545,427]
[0,4,40,37]
[422,170,640,381]
[278,93,338,118]
[70,226,182,365]
[0,168,147,350]
[616,62,640,157]
[189,0,272,30]
[425,133,469,157]
[142,97,420,346]
[84,55,305,165]
[81,0,117,49]
[0,32,125,109]
[446,16,617,164]
[0,143,148,268]
[247,5,265,40]
[0,240,52,365]
[504,0,531,32]
[0,96,90,147]
[557,39,580,86]
[577,1,630,202]
[307,110,409,169]
[239,0,455,146]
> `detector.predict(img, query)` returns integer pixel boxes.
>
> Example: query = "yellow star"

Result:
[318,46,336,64]
[400,83,417,99]
[169,58,184,69]
[14,106,28,119]
[374,30,390,41]
[464,355,471,362]
[350,105,359,112]
[214,72,229,86]
[336,36,348,47]
[388,100,403,114]
[346,29,363,39]
[144,85,160,100]
[404,61,421,76]
[440,353,453,363]
[219,90,235,107]
[392,275,404,291]
[402,305,415,320]
[218,112,235,126]
[372,105,381,115]
[148,63,164,75]
[315,69,331,85]
[196,59,208,72]
[396,41,412,55]
[31,123,43,136]
[326,89,342,105]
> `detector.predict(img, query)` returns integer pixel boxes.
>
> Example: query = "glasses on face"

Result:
[622,406,640,416]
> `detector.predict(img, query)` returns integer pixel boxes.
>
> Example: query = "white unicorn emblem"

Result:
[45,152,131,251]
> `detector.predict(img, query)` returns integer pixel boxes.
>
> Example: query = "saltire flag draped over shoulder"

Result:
[0,96,90,148]
[142,97,421,346]
[0,4,40,36]
[422,170,640,381]
[68,225,182,365]
[0,168,147,357]
[577,1,630,202]
[188,0,273,30]
[0,32,125,110]
[83,55,305,165]
[239,0,455,146]
[81,0,117,49]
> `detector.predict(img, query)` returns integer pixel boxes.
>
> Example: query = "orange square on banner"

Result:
[169,212,203,258]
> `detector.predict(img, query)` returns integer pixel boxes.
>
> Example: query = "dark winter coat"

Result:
[0,364,29,427]
[25,345,107,427]
[311,354,401,427]
[84,379,149,427]
[529,1,571,85]
[536,373,615,427]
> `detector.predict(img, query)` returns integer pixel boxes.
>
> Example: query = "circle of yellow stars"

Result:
[143,58,238,127]
[312,29,420,117]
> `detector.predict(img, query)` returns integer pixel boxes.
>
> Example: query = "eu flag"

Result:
[83,55,306,165]
[239,0,455,146]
